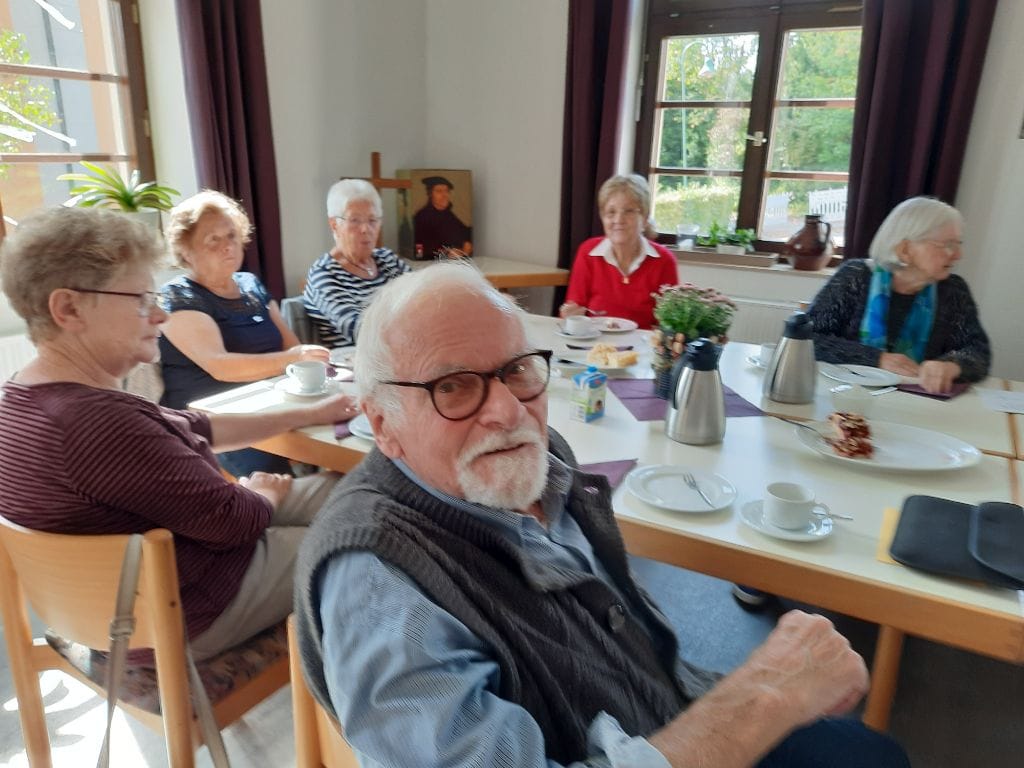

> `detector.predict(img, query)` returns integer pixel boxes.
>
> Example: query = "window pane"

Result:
[0,160,131,221]
[777,28,861,100]
[656,107,749,170]
[652,174,741,236]
[2,76,132,156]
[768,107,855,172]
[6,0,127,74]
[661,34,759,102]
[760,180,847,247]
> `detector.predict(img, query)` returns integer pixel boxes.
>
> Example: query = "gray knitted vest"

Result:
[294,432,716,764]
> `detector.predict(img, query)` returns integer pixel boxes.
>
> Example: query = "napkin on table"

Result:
[334,419,353,440]
[607,380,763,422]
[579,459,638,489]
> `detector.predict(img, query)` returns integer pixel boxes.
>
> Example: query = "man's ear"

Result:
[48,289,88,332]
[364,402,403,459]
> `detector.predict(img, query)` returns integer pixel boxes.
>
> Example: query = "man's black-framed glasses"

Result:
[68,287,161,317]
[382,350,552,421]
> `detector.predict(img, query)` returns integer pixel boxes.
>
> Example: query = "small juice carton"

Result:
[571,366,608,422]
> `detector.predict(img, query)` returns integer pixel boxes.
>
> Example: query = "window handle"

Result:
[745,130,768,147]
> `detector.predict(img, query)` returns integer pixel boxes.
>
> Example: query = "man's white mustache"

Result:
[459,428,544,465]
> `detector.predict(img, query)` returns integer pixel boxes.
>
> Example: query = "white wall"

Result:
[423,0,567,269]
[954,0,1024,381]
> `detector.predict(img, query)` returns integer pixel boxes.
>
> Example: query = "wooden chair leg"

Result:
[863,625,904,731]
[289,616,322,768]
[0,546,53,768]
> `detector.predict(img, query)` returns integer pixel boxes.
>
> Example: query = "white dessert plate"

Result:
[554,351,636,374]
[740,500,833,542]
[746,355,767,369]
[819,363,900,387]
[794,421,981,471]
[274,378,344,398]
[348,413,375,441]
[554,323,602,341]
[599,317,639,333]
[625,465,736,513]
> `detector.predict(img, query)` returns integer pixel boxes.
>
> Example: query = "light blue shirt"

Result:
[317,455,672,767]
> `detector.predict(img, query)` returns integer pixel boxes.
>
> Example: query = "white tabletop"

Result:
[190,314,1024,661]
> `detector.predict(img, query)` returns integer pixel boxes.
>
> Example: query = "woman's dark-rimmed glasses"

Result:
[68,288,161,317]
[382,350,552,421]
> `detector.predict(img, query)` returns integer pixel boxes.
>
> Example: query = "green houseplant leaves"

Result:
[57,161,179,212]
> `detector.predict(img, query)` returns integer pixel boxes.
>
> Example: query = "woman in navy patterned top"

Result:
[159,191,331,476]
[303,179,410,348]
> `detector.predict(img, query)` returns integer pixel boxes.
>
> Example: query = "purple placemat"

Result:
[608,379,763,421]
[579,459,638,489]
[334,420,352,439]
[897,382,969,400]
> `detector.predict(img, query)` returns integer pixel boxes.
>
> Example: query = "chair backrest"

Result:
[281,296,322,345]
[0,520,195,765]
[288,615,360,768]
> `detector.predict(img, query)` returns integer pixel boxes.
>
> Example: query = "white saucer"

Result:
[348,413,375,441]
[274,378,343,398]
[555,323,602,341]
[739,500,833,542]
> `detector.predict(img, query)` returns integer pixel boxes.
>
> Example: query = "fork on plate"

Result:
[682,472,714,507]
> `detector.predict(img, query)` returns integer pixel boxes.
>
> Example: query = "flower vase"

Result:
[651,329,728,399]
[651,327,688,399]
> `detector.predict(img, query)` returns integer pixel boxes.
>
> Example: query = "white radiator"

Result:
[727,297,801,345]
[0,333,35,380]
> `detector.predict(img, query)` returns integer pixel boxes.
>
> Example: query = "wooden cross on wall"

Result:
[350,151,410,248]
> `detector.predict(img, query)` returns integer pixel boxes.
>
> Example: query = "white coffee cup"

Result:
[758,342,778,367]
[763,481,829,530]
[564,315,595,336]
[830,383,873,417]
[286,360,327,393]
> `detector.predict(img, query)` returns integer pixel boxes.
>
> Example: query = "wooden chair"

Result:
[288,615,359,768]
[0,521,290,767]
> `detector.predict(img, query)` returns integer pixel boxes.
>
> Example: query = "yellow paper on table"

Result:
[876,507,901,565]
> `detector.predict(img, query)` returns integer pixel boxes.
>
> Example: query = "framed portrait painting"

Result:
[396,169,473,260]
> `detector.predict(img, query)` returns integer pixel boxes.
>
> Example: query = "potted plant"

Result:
[57,162,179,223]
[649,283,737,398]
[697,222,756,255]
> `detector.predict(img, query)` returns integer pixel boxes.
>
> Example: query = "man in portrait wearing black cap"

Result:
[413,175,473,258]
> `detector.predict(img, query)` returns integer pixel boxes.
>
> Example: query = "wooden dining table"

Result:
[189,313,1024,731]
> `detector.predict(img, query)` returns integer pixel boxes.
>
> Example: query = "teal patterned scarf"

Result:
[858,266,936,362]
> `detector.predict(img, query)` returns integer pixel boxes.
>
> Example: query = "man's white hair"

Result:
[868,196,962,271]
[354,261,524,415]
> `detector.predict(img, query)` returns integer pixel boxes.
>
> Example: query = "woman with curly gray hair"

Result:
[807,196,990,393]
[160,190,331,476]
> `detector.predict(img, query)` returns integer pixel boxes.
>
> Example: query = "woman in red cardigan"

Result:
[560,174,679,329]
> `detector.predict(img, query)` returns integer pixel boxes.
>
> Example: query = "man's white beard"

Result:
[456,427,548,511]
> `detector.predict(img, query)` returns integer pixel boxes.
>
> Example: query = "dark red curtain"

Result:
[844,0,997,260]
[557,0,630,276]
[175,0,285,298]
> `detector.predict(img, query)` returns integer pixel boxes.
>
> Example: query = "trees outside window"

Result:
[0,0,152,227]
[636,2,861,249]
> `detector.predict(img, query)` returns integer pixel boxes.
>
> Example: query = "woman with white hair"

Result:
[807,196,990,393]
[303,179,411,347]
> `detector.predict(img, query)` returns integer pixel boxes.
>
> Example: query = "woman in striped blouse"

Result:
[303,179,411,348]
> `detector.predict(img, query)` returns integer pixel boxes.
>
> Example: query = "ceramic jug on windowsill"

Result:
[784,214,834,271]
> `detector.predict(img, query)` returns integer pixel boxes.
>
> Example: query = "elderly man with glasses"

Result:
[294,263,909,768]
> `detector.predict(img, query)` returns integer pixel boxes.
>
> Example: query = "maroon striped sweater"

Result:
[0,381,272,638]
